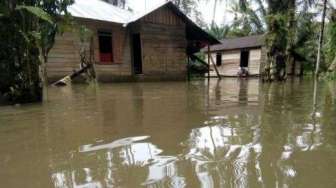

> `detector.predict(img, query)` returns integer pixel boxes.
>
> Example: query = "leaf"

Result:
[16,6,53,24]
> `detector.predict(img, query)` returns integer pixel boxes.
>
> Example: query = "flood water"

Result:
[1,78,336,188]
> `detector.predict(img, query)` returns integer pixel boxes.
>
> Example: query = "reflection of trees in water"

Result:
[185,79,336,188]
[51,137,186,188]
[50,79,336,188]
[184,115,262,188]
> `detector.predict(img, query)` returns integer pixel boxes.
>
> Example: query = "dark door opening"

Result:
[240,50,250,67]
[216,53,222,66]
[132,33,142,74]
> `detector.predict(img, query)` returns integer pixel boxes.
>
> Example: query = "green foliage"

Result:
[0,0,73,104]
[170,0,205,27]
[265,14,288,55]
[206,24,230,40]
[16,6,53,24]
[325,10,336,71]
[229,0,266,35]
[294,11,318,72]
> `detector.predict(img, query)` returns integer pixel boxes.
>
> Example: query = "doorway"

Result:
[240,50,250,68]
[132,33,142,74]
[216,53,222,66]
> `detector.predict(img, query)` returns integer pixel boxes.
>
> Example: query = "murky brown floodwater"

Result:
[1,78,336,188]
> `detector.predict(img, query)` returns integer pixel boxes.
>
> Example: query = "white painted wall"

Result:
[207,48,262,77]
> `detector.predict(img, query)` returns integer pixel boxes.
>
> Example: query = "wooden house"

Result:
[205,35,302,77]
[47,0,218,82]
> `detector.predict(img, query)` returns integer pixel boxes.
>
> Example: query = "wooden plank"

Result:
[209,50,221,79]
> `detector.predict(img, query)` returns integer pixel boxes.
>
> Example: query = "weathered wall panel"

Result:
[47,6,189,82]
[248,49,261,75]
[208,48,262,77]
[47,19,132,82]
[138,7,187,80]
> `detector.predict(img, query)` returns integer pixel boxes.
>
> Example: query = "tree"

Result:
[0,0,73,104]
[326,9,336,72]
[170,0,207,28]
[206,24,230,40]
[227,0,266,36]
[170,0,198,15]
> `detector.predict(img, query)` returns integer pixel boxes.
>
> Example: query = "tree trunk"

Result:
[263,14,288,82]
[286,0,296,77]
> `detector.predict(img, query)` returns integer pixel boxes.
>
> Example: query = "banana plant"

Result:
[0,0,73,103]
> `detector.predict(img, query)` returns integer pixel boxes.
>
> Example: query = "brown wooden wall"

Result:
[47,32,81,80]
[142,6,184,26]
[138,6,187,79]
[47,19,132,82]
[47,7,189,82]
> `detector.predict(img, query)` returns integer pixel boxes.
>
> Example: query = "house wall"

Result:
[47,11,188,82]
[212,50,241,77]
[207,48,263,77]
[248,49,261,75]
[47,19,132,82]
[47,32,81,81]
[86,20,132,82]
[136,6,188,80]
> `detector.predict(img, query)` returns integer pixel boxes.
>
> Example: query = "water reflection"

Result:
[1,79,336,188]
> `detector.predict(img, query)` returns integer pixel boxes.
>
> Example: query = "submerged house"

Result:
[47,0,218,82]
[206,35,301,77]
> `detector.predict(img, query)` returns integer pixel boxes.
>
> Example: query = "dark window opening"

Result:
[240,50,249,67]
[216,53,222,66]
[132,33,142,74]
[98,31,113,63]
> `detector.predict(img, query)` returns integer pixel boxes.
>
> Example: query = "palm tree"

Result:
[228,0,266,35]
[207,24,230,39]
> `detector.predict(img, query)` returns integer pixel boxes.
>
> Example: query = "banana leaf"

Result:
[16,6,53,24]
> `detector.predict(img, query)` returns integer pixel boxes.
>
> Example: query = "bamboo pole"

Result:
[315,0,327,77]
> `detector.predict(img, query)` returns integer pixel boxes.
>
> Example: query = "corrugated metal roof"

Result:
[67,0,219,45]
[209,35,265,51]
[68,0,133,24]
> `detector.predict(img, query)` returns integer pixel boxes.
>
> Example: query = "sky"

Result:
[127,0,232,25]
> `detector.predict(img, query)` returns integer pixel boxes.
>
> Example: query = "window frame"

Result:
[97,31,114,64]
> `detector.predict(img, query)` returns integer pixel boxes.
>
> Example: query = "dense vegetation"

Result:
[0,0,73,104]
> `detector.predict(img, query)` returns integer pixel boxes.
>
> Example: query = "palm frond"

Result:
[16,6,53,24]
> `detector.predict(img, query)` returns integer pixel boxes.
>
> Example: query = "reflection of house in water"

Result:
[47,82,208,188]
[52,136,184,187]
[5,80,335,188]
[207,78,260,111]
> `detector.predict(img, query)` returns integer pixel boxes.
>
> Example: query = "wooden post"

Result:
[207,45,211,79]
[187,56,191,81]
[209,53,221,79]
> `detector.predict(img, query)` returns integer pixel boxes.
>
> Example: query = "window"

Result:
[216,53,222,66]
[98,31,113,63]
